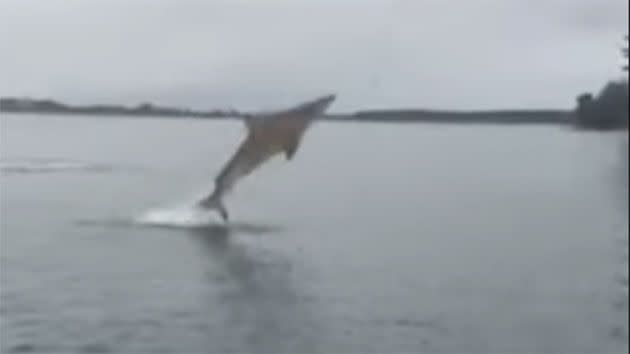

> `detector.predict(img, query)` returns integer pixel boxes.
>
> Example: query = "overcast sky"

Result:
[1,0,627,112]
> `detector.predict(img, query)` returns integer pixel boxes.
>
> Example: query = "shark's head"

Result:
[290,94,336,116]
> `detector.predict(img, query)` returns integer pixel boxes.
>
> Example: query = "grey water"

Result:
[1,114,627,353]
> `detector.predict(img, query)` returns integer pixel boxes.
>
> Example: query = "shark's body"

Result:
[198,94,336,220]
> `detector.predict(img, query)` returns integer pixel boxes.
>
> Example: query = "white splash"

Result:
[132,181,229,228]
[134,203,218,228]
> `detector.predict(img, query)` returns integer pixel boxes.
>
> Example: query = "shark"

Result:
[197,94,336,221]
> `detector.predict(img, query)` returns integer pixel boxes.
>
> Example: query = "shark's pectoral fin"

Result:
[284,139,300,160]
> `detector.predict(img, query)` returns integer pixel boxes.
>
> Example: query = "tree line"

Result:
[574,35,629,130]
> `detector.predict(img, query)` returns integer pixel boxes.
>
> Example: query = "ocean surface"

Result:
[1,114,628,353]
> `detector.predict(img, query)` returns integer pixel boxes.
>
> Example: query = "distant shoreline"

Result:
[0,109,575,126]
[1,97,573,125]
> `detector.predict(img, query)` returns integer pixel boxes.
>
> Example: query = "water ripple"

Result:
[0,157,136,174]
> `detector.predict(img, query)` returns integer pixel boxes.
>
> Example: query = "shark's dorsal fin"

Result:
[242,114,256,131]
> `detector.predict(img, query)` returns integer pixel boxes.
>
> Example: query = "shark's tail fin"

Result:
[198,193,229,221]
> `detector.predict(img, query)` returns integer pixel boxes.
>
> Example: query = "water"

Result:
[1,114,627,353]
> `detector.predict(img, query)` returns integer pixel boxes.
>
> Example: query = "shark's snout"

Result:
[294,94,336,116]
[315,94,336,112]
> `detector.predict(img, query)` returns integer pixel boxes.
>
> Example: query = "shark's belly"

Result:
[244,133,284,156]
[252,127,295,148]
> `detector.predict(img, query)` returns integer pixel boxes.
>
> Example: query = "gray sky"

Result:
[1,0,627,112]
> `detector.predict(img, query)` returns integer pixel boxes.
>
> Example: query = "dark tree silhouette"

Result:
[623,35,628,72]
[574,35,629,130]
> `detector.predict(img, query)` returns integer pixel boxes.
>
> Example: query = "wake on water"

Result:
[3,157,281,234]
[0,157,113,174]
[76,204,223,231]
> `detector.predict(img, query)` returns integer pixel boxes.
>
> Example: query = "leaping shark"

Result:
[197,94,336,221]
